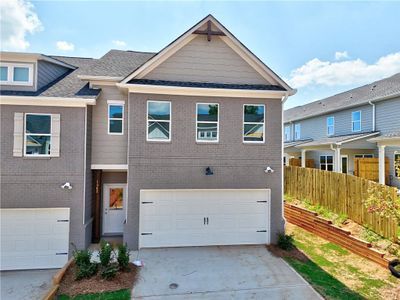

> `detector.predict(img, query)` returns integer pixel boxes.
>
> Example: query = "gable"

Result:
[143,35,269,85]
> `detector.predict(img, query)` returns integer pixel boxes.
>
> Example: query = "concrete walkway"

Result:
[0,269,58,300]
[132,245,322,300]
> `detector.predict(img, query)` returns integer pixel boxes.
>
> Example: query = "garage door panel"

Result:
[1,208,70,270]
[140,189,270,248]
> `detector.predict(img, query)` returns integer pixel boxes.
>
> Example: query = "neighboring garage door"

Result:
[139,189,270,248]
[0,208,70,270]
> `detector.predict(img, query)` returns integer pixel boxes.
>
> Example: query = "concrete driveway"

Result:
[0,269,57,300]
[132,245,321,300]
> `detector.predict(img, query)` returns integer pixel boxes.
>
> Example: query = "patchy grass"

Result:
[282,224,399,300]
[58,289,130,300]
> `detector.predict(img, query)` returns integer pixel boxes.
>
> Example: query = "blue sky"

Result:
[1,1,400,108]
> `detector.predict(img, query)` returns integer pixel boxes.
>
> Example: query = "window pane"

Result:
[109,120,122,133]
[13,67,29,82]
[197,104,218,122]
[327,126,334,135]
[26,135,51,155]
[320,156,326,163]
[327,117,334,126]
[244,105,264,123]
[352,111,361,121]
[109,188,123,209]
[327,164,334,171]
[148,101,170,120]
[0,66,7,81]
[327,156,333,163]
[109,105,123,118]
[197,123,218,141]
[244,124,264,142]
[320,164,326,170]
[148,121,169,140]
[353,121,361,131]
[364,154,373,158]
[26,115,51,134]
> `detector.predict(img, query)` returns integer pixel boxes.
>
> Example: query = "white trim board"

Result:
[91,164,128,170]
[0,96,97,107]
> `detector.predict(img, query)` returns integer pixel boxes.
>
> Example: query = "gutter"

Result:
[369,101,376,131]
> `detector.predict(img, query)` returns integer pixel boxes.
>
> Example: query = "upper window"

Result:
[25,114,51,156]
[284,125,291,142]
[327,116,334,136]
[108,101,124,135]
[0,63,33,86]
[147,100,171,141]
[294,123,301,140]
[196,103,219,142]
[352,111,361,132]
[243,104,265,143]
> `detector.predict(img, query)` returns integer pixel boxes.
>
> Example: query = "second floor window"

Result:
[0,63,33,86]
[196,103,219,142]
[25,114,51,156]
[147,100,171,141]
[352,111,361,132]
[327,116,334,136]
[284,125,291,141]
[294,123,301,140]
[108,101,124,135]
[243,104,265,143]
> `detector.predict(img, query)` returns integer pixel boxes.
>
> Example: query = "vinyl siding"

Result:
[125,93,284,249]
[375,97,400,134]
[91,86,128,165]
[37,60,69,90]
[143,36,269,85]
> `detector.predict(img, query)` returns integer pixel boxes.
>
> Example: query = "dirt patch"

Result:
[266,244,309,263]
[58,262,139,297]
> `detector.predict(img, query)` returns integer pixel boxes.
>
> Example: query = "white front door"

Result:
[139,189,270,248]
[103,184,125,235]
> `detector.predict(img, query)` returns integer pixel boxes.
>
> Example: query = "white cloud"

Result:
[335,51,349,60]
[0,0,43,50]
[112,40,127,47]
[56,41,75,51]
[288,52,400,88]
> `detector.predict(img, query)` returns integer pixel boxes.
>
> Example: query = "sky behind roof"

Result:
[1,0,400,108]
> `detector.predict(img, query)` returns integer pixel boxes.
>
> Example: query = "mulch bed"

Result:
[57,262,139,297]
[266,244,309,262]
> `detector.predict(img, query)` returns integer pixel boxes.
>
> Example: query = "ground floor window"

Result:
[354,154,373,158]
[320,155,333,171]
[395,152,400,178]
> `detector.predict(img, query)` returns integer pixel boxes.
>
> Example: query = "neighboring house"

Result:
[284,73,400,188]
[0,15,295,270]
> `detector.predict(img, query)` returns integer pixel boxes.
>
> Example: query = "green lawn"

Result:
[284,224,399,300]
[58,289,130,300]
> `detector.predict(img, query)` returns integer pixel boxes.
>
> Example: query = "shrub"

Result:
[99,240,113,267]
[73,249,92,267]
[73,249,97,280]
[117,244,130,271]
[101,263,119,280]
[277,233,294,251]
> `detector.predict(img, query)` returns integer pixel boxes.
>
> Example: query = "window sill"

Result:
[146,140,172,144]
[23,156,52,160]
[243,142,266,145]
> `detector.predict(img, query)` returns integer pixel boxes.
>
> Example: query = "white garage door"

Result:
[139,189,270,248]
[1,208,70,270]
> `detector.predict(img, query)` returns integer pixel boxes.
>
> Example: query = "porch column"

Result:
[378,145,386,185]
[335,146,341,172]
[301,149,307,168]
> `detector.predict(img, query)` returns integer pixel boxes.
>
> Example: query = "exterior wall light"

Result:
[205,167,214,176]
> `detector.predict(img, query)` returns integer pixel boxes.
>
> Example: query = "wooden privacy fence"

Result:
[284,166,399,241]
[289,158,315,168]
[354,157,389,182]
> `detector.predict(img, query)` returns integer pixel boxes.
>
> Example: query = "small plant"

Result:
[73,249,92,267]
[101,263,119,280]
[361,227,382,243]
[277,233,294,251]
[73,249,97,280]
[117,244,130,271]
[99,240,113,267]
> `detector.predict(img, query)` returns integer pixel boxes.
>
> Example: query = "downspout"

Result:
[330,144,337,172]
[369,101,376,131]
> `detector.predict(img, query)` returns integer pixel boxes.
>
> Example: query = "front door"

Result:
[341,155,348,174]
[103,184,125,235]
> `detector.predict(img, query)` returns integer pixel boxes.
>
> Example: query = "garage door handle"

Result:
[56,252,68,255]
[206,217,209,225]
[57,219,69,222]
[257,201,267,203]
[204,217,206,225]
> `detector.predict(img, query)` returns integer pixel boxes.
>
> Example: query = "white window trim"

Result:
[294,123,301,140]
[196,102,219,143]
[0,62,34,86]
[146,100,171,142]
[320,155,334,171]
[24,113,52,157]
[351,110,362,132]
[284,125,291,142]
[243,104,265,144]
[327,116,335,136]
[107,100,125,135]
[394,151,400,178]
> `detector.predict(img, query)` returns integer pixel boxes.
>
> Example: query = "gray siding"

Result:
[125,93,284,249]
[84,106,93,247]
[91,86,128,165]
[144,36,269,85]
[375,97,400,134]
[37,60,69,90]
[0,105,88,250]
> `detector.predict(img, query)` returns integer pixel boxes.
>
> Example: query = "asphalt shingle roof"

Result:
[284,73,400,123]
[368,131,400,142]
